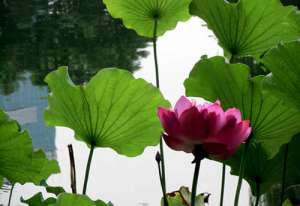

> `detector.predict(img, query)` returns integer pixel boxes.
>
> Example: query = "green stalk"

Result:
[82,144,95,195]
[234,142,249,206]
[280,144,289,205]
[8,183,15,206]
[68,144,77,194]
[191,158,202,206]
[153,17,168,205]
[219,163,226,206]
[153,19,160,88]
[156,152,168,206]
[159,138,167,194]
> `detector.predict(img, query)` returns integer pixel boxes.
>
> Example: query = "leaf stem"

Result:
[219,163,226,206]
[280,144,289,205]
[8,183,15,206]
[153,17,168,205]
[68,144,77,194]
[255,181,261,206]
[83,144,95,195]
[191,157,202,206]
[234,142,249,206]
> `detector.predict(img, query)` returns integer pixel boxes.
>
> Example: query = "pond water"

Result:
[0,1,250,205]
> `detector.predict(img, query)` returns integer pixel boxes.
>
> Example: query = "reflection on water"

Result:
[0,0,149,93]
[0,0,149,204]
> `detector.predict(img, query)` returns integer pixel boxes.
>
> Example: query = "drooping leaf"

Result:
[21,192,57,206]
[161,187,207,206]
[184,56,300,157]
[0,109,60,185]
[263,41,300,111]
[45,67,170,157]
[103,0,191,37]
[50,193,107,206]
[190,0,300,58]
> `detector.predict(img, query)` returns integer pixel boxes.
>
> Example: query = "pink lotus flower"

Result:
[158,96,251,160]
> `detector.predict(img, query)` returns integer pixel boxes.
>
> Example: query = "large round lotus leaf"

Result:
[45,67,170,157]
[263,41,300,111]
[190,0,300,58]
[0,109,59,185]
[184,56,300,158]
[103,0,191,37]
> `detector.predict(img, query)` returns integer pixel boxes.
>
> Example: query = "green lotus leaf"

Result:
[226,143,283,195]
[289,10,300,35]
[94,200,110,206]
[263,41,300,111]
[21,192,57,206]
[40,180,66,196]
[45,67,170,157]
[161,186,206,206]
[50,193,107,206]
[0,109,59,185]
[103,0,191,37]
[227,134,300,196]
[190,0,299,58]
[184,56,300,157]
[283,134,300,190]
